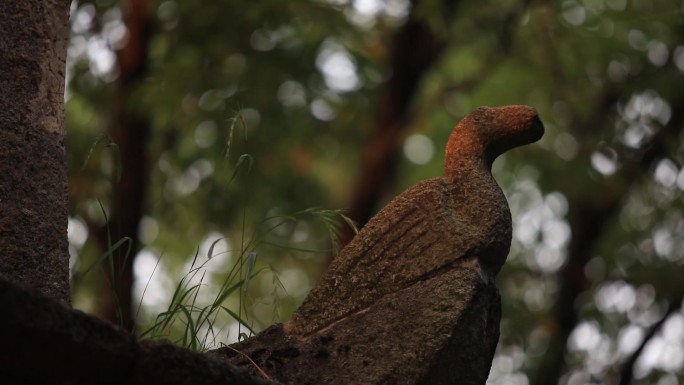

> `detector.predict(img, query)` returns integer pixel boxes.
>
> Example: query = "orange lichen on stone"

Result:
[444,105,544,180]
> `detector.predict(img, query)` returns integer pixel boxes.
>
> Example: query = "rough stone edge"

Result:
[215,264,501,385]
[0,277,280,385]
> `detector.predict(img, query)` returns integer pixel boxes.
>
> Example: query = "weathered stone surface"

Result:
[0,277,278,385]
[216,263,500,385]
[0,0,71,304]
[216,105,544,384]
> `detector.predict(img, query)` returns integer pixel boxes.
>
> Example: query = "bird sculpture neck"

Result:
[442,105,544,276]
[444,133,490,183]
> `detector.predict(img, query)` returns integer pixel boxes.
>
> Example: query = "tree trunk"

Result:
[0,0,71,304]
[93,0,151,331]
[531,89,684,385]
[340,3,450,247]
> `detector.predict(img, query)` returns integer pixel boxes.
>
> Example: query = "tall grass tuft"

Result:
[133,109,355,350]
[75,109,356,351]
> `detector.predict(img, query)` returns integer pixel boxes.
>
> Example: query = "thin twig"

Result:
[220,343,273,382]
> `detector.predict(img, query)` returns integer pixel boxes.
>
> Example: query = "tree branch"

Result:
[618,294,684,385]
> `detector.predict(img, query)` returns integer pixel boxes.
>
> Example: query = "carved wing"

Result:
[288,177,479,335]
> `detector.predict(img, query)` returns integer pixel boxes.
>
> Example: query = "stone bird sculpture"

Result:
[287,105,544,335]
[217,105,544,385]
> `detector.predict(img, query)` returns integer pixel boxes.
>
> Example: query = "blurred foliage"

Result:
[65,0,684,384]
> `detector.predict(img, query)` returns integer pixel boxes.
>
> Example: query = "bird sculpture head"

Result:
[444,105,544,180]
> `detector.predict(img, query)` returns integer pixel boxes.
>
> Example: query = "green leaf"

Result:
[220,306,257,336]
[80,236,132,277]
[230,153,253,182]
[104,139,122,183]
[207,237,225,259]
[242,251,257,296]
